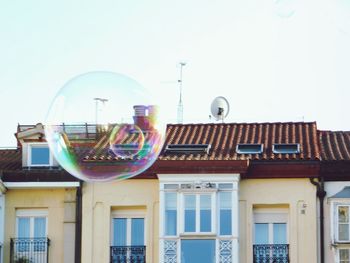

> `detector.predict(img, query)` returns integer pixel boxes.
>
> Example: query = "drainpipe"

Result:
[310,177,326,263]
[75,181,83,263]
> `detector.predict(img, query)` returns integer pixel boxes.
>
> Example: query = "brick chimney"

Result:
[133,105,150,130]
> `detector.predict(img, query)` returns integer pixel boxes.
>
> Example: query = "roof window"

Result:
[164,144,211,154]
[236,144,263,154]
[272,143,300,154]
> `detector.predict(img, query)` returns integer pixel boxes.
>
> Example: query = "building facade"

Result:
[1,121,348,263]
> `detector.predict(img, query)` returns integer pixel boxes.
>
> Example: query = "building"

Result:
[0,120,340,263]
[319,130,350,263]
[0,124,81,263]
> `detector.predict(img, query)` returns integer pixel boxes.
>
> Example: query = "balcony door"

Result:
[14,209,48,263]
[253,208,289,263]
[111,210,146,263]
[254,223,287,245]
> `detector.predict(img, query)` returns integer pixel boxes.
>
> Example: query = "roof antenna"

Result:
[177,62,186,124]
[94,98,108,125]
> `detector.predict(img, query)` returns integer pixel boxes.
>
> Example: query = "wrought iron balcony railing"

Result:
[110,246,146,263]
[253,244,289,263]
[10,238,50,263]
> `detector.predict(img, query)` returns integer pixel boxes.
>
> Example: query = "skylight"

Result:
[236,144,263,154]
[273,143,300,154]
[165,144,211,154]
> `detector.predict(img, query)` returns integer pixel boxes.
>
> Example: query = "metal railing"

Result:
[253,244,289,263]
[110,246,146,263]
[10,238,50,263]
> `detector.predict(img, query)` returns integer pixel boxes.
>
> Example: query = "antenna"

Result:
[177,62,186,124]
[94,97,108,125]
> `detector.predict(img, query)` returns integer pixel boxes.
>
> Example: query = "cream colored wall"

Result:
[4,188,77,263]
[81,179,159,263]
[239,178,317,263]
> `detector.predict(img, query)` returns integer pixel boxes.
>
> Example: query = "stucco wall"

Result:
[81,179,159,263]
[4,188,76,263]
[239,178,317,263]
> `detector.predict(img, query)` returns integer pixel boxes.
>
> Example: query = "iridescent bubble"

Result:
[274,0,296,19]
[45,71,166,182]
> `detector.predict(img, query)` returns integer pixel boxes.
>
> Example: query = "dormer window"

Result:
[28,143,53,167]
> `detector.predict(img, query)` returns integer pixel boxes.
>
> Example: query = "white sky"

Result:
[0,0,349,147]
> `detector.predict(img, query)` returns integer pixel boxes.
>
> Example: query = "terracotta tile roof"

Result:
[319,130,350,161]
[0,148,22,170]
[159,122,320,161]
[0,122,321,176]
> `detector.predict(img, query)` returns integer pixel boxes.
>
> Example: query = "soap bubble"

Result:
[45,71,166,182]
[274,0,296,19]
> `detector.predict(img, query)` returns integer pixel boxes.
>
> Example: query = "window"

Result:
[16,209,48,252]
[272,143,300,154]
[28,144,52,166]
[338,206,350,241]
[181,239,216,263]
[339,248,350,263]
[254,223,287,245]
[164,144,211,154]
[111,212,146,263]
[183,193,213,233]
[112,217,145,246]
[160,177,239,263]
[165,193,177,236]
[236,144,263,154]
[253,209,288,245]
[219,192,232,235]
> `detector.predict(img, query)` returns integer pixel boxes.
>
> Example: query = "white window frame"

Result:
[27,143,53,167]
[336,204,350,243]
[180,190,217,235]
[158,174,240,263]
[338,248,350,263]
[111,210,146,246]
[253,208,289,245]
[16,209,48,238]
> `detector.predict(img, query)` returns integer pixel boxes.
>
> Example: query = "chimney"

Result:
[133,105,150,130]
[148,105,158,129]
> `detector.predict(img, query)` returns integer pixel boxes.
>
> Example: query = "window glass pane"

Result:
[219,192,232,235]
[339,206,350,223]
[255,223,269,244]
[131,218,144,246]
[34,217,46,237]
[218,183,233,189]
[181,239,215,263]
[200,195,211,232]
[31,147,50,165]
[165,192,177,236]
[339,224,350,241]
[18,217,30,252]
[34,217,47,251]
[113,218,127,246]
[273,223,287,244]
[184,195,196,232]
[340,249,350,262]
[18,218,30,238]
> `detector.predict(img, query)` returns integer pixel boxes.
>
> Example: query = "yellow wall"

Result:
[239,178,317,263]
[81,179,159,263]
[4,188,77,263]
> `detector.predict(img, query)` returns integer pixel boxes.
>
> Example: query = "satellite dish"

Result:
[210,96,230,122]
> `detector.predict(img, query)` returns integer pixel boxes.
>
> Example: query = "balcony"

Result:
[253,244,289,263]
[110,246,146,263]
[10,238,50,263]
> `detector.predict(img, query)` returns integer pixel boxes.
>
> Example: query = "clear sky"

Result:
[1,0,349,147]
